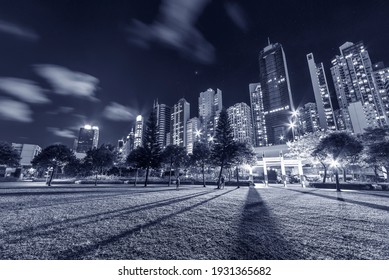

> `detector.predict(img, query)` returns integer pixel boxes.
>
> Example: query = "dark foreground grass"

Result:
[0,182,387,260]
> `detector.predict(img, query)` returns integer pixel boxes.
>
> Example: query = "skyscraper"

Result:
[134,115,144,148]
[186,117,201,154]
[198,88,222,141]
[76,125,99,153]
[307,53,337,130]
[298,103,320,134]
[227,102,253,144]
[330,41,388,132]
[258,42,294,145]
[171,98,190,147]
[153,100,171,149]
[249,83,266,146]
[373,62,389,123]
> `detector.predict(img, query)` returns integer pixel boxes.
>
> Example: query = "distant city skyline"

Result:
[1,0,388,147]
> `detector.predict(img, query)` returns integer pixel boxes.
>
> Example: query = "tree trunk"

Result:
[168,161,173,187]
[134,168,138,186]
[95,172,98,187]
[47,166,55,186]
[236,166,240,188]
[386,166,389,183]
[335,169,341,192]
[202,164,205,187]
[343,168,347,182]
[321,162,327,183]
[144,166,150,187]
[217,164,224,189]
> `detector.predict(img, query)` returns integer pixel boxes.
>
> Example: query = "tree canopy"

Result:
[162,144,188,186]
[313,131,363,191]
[31,144,75,186]
[0,141,20,167]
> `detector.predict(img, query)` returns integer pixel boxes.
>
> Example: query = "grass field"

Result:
[0,182,388,260]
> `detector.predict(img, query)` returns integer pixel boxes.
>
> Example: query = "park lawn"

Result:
[0,182,387,260]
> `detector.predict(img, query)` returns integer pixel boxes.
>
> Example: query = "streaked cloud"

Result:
[47,106,75,115]
[128,0,215,64]
[34,64,100,102]
[0,98,33,122]
[0,20,39,41]
[225,3,249,32]
[102,102,135,121]
[0,77,50,104]
[47,127,76,139]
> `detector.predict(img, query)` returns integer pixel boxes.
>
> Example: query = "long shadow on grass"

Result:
[54,188,237,259]
[282,188,389,212]
[0,187,186,211]
[235,187,301,259]
[5,190,213,241]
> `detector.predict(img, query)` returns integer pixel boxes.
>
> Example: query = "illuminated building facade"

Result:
[227,102,253,144]
[76,125,99,153]
[249,83,266,146]
[259,42,294,145]
[307,53,337,130]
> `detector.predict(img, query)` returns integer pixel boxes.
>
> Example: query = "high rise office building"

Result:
[198,88,222,141]
[134,115,144,148]
[227,102,253,144]
[330,41,388,132]
[307,53,337,130]
[249,83,266,146]
[258,42,294,145]
[153,100,171,148]
[76,125,99,153]
[171,98,190,147]
[186,117,201,154]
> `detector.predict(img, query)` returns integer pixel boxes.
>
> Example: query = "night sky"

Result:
[0,0,388,148]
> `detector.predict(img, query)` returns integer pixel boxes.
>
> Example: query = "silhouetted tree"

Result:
[127,147,145,186]
[126,111,162,187]
[31,144,75,186]
[0,141,20,167]
[162,145,188,186]
[84,144,115,186]
[190,141,211,187]
[360,127,389,182]
[313,132,363,191]
[210,108,238,188]
[231,142,257,188]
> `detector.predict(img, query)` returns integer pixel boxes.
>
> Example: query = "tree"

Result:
[0,141,20,167]
[31,144,75,186]
[84,144,115,186]
[162,145,188,186]
[210,108,238,189]
[313,132,363,191]
[367,141,389,183]
[360,127,389,182]
[126,111,162,187]
[231,142,257,188]
[286,131,330,183]
[127,147,145,186]
[190,141,211,187]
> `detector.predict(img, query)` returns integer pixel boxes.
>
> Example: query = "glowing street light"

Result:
[330,158,339,168]
[208,136,214,142]
[288,121,296,140]
[194,129,202,139]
